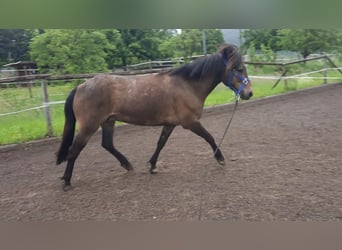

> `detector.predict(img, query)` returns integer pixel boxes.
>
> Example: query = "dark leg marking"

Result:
[187,121,225,165]
[149,125,175,174]
[101,120,133,171]
[61,132,91,190]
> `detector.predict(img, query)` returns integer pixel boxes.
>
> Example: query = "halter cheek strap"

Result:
[223,70,250,97]
[222,55,250,97]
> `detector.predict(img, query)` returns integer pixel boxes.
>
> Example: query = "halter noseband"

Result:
[222,58,250,98]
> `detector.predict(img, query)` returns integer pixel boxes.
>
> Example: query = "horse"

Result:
[56,44,253,190]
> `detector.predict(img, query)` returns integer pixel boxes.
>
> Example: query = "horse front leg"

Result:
[185,121,225,166]
[149,125,175,174]
[101,120,133,171]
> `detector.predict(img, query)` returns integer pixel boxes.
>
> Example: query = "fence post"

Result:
[282,66,288,90]
[323,59,328,84]
[41,80,53,137]
[28,81,33,98]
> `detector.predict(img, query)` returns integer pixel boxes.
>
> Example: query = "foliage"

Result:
[29,29,112,74]
[242,29,342,60]
[2,28,223,73]
[2,28,341,75]
[246,41,256,61]
[278,29,341,59]
[241,29,281,53]
[159,29,224,60]
[259,44,277,62]
[247,42,277,62]
[204,29,225,54]
[0,29,36,65]
[101,29,123,69]
[113,29,174,67]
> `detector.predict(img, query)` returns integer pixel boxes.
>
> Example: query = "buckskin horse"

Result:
[56,44,253,190]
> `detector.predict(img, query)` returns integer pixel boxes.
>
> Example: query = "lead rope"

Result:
[214,96,240,155]
[198,95,240,220]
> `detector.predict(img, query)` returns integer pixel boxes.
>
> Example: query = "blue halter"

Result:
[222,57,250,97]
[224,70,250,97]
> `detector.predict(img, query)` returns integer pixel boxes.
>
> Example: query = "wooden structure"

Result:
[2,61,37,97]
[244,55,342,89]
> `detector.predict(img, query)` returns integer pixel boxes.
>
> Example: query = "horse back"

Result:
[74,73,204,126]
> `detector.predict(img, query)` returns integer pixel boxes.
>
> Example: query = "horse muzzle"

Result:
[240,89,253,100]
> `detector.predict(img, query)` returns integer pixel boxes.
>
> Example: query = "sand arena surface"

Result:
[1,83,342,221]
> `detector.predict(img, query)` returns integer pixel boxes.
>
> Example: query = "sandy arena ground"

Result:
[1,83,341,221]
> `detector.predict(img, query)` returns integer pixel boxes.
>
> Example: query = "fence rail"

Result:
[1,54,341,85]
[0,69,165,85]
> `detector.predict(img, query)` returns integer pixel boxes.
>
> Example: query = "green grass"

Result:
[204,77,325,107]
[0,83,74,145]
[0,75,339,145]
[0,110,47,144]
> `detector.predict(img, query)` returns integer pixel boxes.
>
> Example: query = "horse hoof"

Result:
[122,163,133,171]
[60,177,72,191]
[150,168,158,174]
[63,184,73,192]
[217,159,226,166]
[126,166,134,172]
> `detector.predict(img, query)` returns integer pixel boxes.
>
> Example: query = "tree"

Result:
[278,29,340,59]
[158,33,183,59]
[101,29,123,69]
[29,29,112,74]
[179,29,203,58]
[27,29,225,73]
[159,29,224,59]
[0,29,36,65]
[203,29,225,54]
[116,29,174,66]
[241,29,281,53]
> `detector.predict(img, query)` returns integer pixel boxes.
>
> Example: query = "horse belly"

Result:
[115,100,176,126]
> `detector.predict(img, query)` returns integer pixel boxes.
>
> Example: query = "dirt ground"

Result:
[1,83,342,221]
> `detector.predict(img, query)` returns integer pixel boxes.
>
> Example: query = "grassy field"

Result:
[0,67,340,145]
[0,83,75,145]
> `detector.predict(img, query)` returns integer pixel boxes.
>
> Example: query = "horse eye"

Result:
[236,68,243,73]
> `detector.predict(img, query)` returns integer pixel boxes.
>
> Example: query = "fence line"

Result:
[0,100,65,117]
[250,76,342,80]
[1,55,341,85]
[0,69,163,85]
[1,67,341,117]
[250,67,342,80]
[285,67,342,79]
[0,105,46,117]
[0,68,38,73]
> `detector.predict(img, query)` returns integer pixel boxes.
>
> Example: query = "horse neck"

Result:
[194,74,222,101]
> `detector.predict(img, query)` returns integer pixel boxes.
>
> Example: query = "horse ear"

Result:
[221,52,228,65]
[218,44,236,65]
[218,44,239,68]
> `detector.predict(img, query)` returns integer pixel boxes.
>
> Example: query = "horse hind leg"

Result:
[101,120,133,171]
[61,126,97,190]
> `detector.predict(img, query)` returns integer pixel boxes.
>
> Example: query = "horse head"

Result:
[219,44,253,100]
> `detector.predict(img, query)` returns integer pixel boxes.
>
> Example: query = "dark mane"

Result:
[166,54,224,81]
[159,44,242,81]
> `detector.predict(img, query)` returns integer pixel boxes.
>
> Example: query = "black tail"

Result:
[56,88,77,165]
